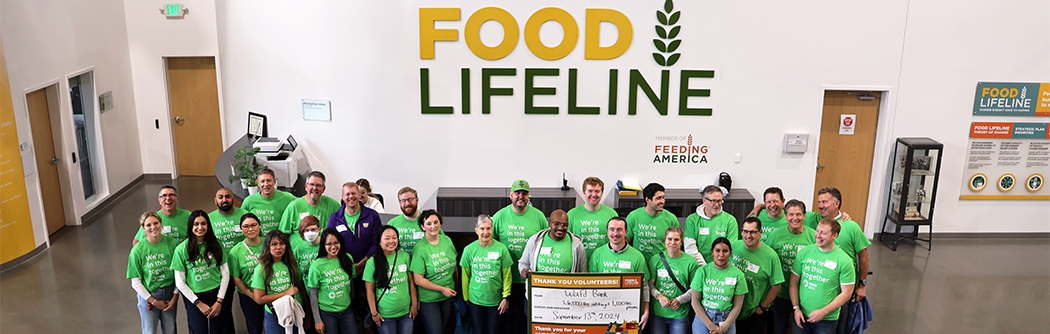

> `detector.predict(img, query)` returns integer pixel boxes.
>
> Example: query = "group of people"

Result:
[127,169,870,334]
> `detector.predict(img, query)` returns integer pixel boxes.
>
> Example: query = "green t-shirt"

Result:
[755,209,787,243]
[588,244,651,282]
[803,212,822,230]
[228,239,264,293]
[626,207,679,261]
[459,240,513,307]
[766,227,816,299]
[251,261,301,313]
[567,204,618,258]
[685,211,739,263]
[343,211,360,233]
[647,252,700,319]
[209,208,250,250]
[363,250,413,318]
[307,255,357,312]
[689,264,749,311]
[135,209,191,242]
[791,245,856,321]
[535,234,575,273]
[170,240,226,293]
[241,190,296,234]
[279,196,340,235]
[729,240,785,319]
[290,234,320,278]
[127,236,180,291]
[387,214,429,255]
[491,205,547,283]
[833,219,871,267]
[409,235,458,303]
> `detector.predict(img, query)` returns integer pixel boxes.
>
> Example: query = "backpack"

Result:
[718,172,732,194]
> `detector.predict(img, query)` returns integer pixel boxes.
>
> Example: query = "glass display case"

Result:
[880,137,943,251]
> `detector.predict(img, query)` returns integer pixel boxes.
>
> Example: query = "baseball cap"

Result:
[511,179,531,192]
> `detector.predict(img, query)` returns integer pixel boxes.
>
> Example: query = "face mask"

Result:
[304,231,320,244]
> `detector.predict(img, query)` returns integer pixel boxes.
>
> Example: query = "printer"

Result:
[254,135,301,188]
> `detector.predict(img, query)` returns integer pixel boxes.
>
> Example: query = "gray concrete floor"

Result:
[2,176,1049,333]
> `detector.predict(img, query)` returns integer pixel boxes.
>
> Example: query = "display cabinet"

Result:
[880,137,943,251]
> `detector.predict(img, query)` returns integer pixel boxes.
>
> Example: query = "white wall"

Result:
[123,0,221,174]
[2,0,143,246]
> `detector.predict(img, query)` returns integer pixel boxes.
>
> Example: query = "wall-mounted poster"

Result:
[961,122,1050,200]
[972,82,1050,116]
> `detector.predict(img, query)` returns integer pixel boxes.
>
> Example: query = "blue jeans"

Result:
[239,292,265,334]
[793,319,837,334]
[468,302,500,334]
[650,314,689,334]
[184,288,228,334]
[418,298,454,334]
[264,310,300,334]
[693,308,737,334]
[320,307,359,334]
[377,315,413,334]
[137,295,177,334]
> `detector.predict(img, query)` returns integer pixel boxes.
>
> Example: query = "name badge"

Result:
[725,277,737,285]
[618,260,631,269]
[487,252,500,260]
[397,264,408,272]
[234,225,243,233]
[413,231,425,240]
[698,227,710,235]
[540,247,552,255]
[823,259,837,270]
[162,226,172,233]
[747,263,760,273]
[335,224,348,232]
[299,212,310,220]
[657,269,669,278]
[796,245,805,251]
[363,223,369,228]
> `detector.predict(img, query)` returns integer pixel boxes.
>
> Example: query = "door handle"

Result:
[50,157,60,165]
[816,163,825,170]
[174,116,185,124]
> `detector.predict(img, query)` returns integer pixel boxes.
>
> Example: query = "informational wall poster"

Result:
[529,273,644,334]
[961,122,1050,200]
[0,36,37,264]
[972,82,1050,116]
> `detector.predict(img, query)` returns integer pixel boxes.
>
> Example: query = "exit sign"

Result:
[165,4,184,19]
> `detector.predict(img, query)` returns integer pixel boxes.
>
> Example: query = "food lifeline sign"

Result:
[960,122,1050,200]
[529,273,644,334]
[972,82,1050,116]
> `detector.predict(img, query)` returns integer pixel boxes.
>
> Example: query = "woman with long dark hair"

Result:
[307,228,359,334]
[409,210,458,334]
[364,225,417,334]
[128,211,181,334]
[228,213,266,334]
[691,237,748,334]
[171,210,230,334]
[252,230,308,334]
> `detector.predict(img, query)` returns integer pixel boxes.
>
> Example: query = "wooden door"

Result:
[27,88,67,234]
[813,91,881,229]
[167,57,223,176]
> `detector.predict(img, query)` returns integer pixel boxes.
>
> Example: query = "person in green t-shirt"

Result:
[568,176,618,258]
[589,217,652,329]
[789,218,856,333]
[460,215,513,334]
[171,210,231,334]
[731,217,786,334]
[307,228,359,334]
[208,187,250,250]
[133,185,190,245]
[690,237,748,334]
[279,171,340,234]
[227,213,265,334]
[365,226,418,333]
[750,187,788,243]
[491,179,547,333]
[684,185,739,266]
[291,215,322,279]
[386,186,444,255]
[815,186,870,301]
[647,226,699,334]
[128,211,180,334]
[252,229,310,334]
[766,199,817,334]
[409,210,459,334]
[241,168,296,234]
[519,210,588,277]
[627,182,680,261]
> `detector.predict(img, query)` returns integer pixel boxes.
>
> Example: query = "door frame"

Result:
[818,85,897,238]
[64,66,110,213]
[162,55,228,178]
[22,79,78,231]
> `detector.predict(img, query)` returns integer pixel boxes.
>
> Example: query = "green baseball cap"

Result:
[510,179,531,192]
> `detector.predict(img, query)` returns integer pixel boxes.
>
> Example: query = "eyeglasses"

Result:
[704,198,724,204]
[550,221,568,228]
[306,183,325,188]
[241,223,260,229]
[741,229,760,235]
[399,197,418,204]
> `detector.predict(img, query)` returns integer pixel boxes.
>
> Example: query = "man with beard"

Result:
[684,185,739,265]
[519,210,588,277]
[589,217,652,329]
[567,177,618,257]
[767,199,816,334]
[279,171,340,235]
[626,182,679,261]
[789,218,855,334]
[730,217,785,334]
[133,185,190,245]
[491,179,547,334]
[385,186,443,255]
[241,168,296,234]
[209,187,250,250]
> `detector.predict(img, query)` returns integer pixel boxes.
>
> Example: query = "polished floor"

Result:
[2,177,1048,333]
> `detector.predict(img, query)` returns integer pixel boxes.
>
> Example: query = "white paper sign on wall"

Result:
[839,114,856,135]
[302,99,331,122]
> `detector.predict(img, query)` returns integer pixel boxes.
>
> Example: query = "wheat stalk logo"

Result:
[688,135,693,146]
[653,0,682,67]
[1021,86,1027,99]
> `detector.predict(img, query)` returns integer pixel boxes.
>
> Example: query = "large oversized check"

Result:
[528,273,644,334]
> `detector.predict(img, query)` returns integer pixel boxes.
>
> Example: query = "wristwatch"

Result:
[760,304,771,312]
[859,279,867,286]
